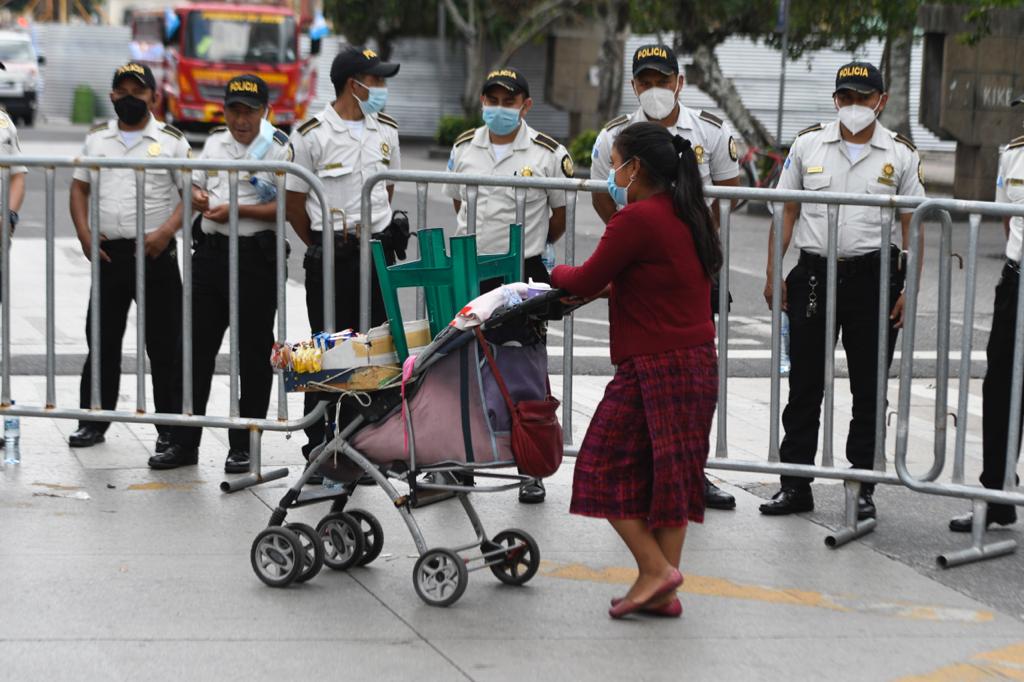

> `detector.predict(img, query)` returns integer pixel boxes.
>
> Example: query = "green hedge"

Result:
[569,129,598,168]
[435,114,483,147]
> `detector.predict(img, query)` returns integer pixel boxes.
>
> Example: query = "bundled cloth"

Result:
[452,280,551,330]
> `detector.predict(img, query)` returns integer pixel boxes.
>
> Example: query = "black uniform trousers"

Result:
[77,239,182,434]
[778,246,905,491]
[979,262,1023,516]
[301,237,390,454]
[173,233,278,451]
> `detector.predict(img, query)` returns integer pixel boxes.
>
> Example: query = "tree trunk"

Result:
[462,27,486,117]
[878,31,913,141]
[596,0,628,123]
[685,43,774,149]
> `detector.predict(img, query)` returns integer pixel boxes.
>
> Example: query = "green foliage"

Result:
[435,114,482,147]
[325,0,437,59]
[568,129,598,168]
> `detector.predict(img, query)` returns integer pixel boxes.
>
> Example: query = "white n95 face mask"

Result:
[638,86,678,121]
[837,103,879,135]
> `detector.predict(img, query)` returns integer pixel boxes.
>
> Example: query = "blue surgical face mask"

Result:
[606,158,634,206]
[245,117,275,161]
[354,81,388,115]
[482,105,522,136]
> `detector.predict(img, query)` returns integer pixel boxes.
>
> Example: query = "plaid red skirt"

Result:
[570,342,718,528]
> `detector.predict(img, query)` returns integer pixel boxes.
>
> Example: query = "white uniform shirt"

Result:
[443,123,572,258]
[194,126,293,237]
[996,137,1024,261]
[0,111,27,180]
[286,105,401,235]
[591,103,739,200]
[72,116,191,240]
[776,120,925,258]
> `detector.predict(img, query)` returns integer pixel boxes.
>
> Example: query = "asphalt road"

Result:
[12,124,1009,378]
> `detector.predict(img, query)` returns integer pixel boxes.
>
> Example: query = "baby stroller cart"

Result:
[249,289,574,606]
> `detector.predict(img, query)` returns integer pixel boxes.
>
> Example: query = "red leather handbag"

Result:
[475,328,564,478]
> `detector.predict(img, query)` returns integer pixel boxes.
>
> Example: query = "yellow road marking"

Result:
[540,561,993,623]
[896,642,1024,680]
[126,481,202,491]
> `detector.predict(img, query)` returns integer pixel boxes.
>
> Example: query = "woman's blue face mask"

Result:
[482,105,523,136]
[607,157,634,206]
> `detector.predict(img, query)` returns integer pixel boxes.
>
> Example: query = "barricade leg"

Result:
[937,499,1017,568]
[825,480,877,548]
[221,427,289,493]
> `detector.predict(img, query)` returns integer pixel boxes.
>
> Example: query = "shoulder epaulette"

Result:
[454,128,476,147]
[894,133,917,152]
[532,132,559,153]
[377,112,398,129]
[297,118,321,136]
[272,129,289,145]
[160,124,184,140]
[698,110,723,128]
[602,114,628,131]
[209,125,227,135]
[1008,135,1024,150]
[88,122,107,135]
[796,123,823,138]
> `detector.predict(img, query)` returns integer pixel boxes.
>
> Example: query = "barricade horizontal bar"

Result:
[0,401,328,432]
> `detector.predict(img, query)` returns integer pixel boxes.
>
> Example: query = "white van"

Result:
[0,31,44,126]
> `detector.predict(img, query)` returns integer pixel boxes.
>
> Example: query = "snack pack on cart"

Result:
[252,285,582,606]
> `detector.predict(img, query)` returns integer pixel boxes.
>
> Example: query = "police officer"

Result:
[948,96,1024,532]
[286,45,401,460]
[67,62,189,453]
[154,75,294,471]
[444,67,573,504]
[759,61,925,518]
[0,61,27,242]
[591,43,741,511]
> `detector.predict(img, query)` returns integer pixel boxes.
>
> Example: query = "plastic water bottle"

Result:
[249,175,278,203]
[779,313,791,376]
[4,401,20,464]
[322,476,343,492]
[541,242,556,271]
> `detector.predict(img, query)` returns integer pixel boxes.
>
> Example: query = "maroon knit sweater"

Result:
[551,192,715,365]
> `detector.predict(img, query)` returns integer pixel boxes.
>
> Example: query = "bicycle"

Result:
[734,143,787,212]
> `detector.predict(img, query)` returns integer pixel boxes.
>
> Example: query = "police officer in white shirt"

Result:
[591,43,741,511]
[445,67,572,291]
[444,67,572,504]
[0,61,27,242]
[67,62,190,454]
[286,45,401,463]
[157,75,295,471]
[759,61,925,518]
[949,97,1024,533]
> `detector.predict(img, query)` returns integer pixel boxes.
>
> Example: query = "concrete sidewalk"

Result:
[2,374,1023,681]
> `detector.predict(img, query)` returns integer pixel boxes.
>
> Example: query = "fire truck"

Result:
[131,0,320,132]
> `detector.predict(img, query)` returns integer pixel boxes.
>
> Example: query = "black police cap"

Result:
[834,61,885,95]
[224,74,269,109]
[632,44,678,77]
[482,67,529,97]
[112,62,157,91]
[330,45,399,90]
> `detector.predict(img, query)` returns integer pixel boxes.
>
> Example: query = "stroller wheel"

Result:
[288,522,325,583]
[413,548,468,607]
[488,529,540,586]
[347,509,384,566]
[316,512,365,570]
[250,526,304,588]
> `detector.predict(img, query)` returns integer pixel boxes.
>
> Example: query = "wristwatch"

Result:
[8,210,18,229]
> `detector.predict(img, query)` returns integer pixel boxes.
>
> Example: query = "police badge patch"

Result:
[561,154,574,178]
[728,137,738,162]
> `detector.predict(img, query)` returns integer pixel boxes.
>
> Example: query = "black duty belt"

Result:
[798,245,902,277]
[202,232,272,253]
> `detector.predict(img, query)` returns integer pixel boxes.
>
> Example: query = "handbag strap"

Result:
[474,327,517,416]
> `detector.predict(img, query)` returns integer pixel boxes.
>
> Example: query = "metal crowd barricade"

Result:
[359,171,952,546]
[896,197,1024,568]
[0,155,337,493]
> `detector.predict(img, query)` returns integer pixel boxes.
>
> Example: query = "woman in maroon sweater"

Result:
[551,122,721,619]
